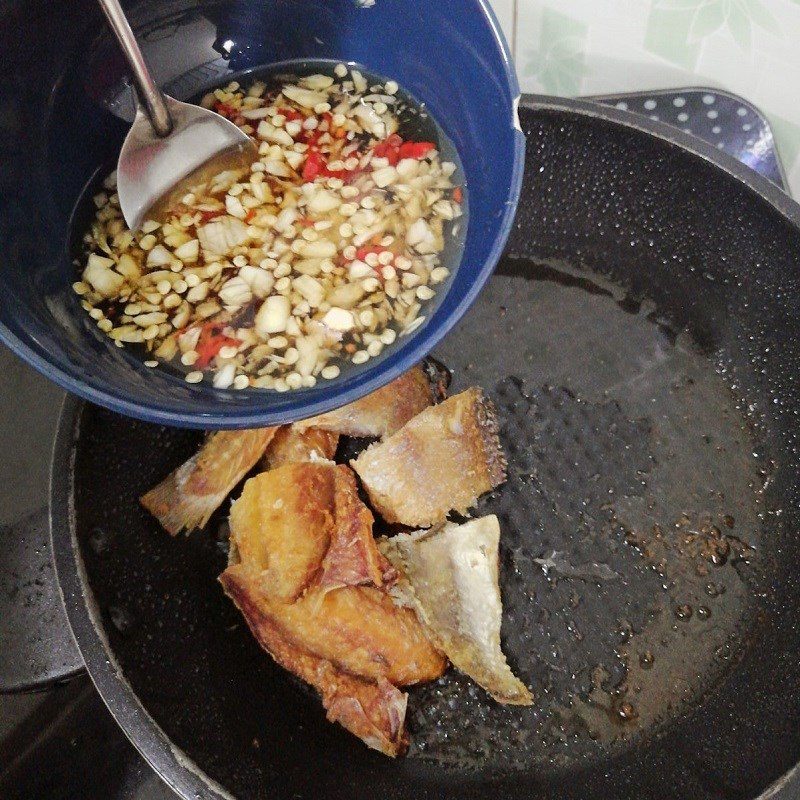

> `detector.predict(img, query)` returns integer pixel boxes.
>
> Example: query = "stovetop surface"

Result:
[0,89,790,800]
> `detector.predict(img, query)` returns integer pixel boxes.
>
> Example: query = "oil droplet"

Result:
[675,603,693,620]
[88,527,108,554]
[617,701,639,722]
[638,650,655,670]
[108,604,133,634]
[696,606,711,620]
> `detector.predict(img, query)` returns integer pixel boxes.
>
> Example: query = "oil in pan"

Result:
[413,255,765,770]
[69,255,767,782]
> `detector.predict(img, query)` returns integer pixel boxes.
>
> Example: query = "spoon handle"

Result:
[97,0,173,137]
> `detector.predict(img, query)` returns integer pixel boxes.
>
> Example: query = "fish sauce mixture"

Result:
[73,64,465,391]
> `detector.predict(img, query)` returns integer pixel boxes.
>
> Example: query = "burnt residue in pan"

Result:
[414,256,765,770]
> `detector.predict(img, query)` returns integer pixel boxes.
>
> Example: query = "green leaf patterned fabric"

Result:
[505,0,800,195]
[523,8,588,95]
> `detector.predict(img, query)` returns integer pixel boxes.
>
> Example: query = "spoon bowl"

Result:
[98,0,256,230]
[117,95,256,231]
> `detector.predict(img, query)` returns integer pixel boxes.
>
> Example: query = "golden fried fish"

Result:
[295,365,433,439]
[220,462,446,756]
[351,388,506,527]
[316,464,391,592]
[220,569,410,757]
[228,463,335,602]
[262,425,339,470]
[140,428,277,535]
[380,515,532,705]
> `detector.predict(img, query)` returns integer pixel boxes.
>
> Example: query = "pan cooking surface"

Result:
[71,256,765,792]
[57,103,800,800]
[411,257,763,769]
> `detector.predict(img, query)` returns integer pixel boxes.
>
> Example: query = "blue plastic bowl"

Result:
[1,0,523,428]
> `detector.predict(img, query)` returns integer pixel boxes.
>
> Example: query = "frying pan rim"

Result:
[519,93,800,232]
[583,83,790,188]
[50,96,800,800]
[49,395,232,800]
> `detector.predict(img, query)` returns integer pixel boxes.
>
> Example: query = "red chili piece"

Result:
[214,102,237,120]
[398,141,435,160]
[355,245,386,262]
[195,323,241,369]
[278,107,304,122]
[199,209,225,223]
[373,134,403,165]
[302,149,326,182]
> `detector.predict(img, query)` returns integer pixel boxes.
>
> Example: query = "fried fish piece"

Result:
[229,463,335,602]
[226,464,443,680]
[262,425,339,469]
[324,677,408,757]
[140,428,277,535]
[317,464,390,592]
[229,464,390,599]
[351,388,506,527]
[379,516,532,705]
[220,568,409,757]
[262,582,445,685]
[295,365,433,439]
[220,462,446,755]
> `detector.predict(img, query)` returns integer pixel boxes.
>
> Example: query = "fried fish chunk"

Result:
[220,462,446,755]
[140,428,277,535]
[380,516,532,706]
[324,677,408,757]
[221,568,409,757]
[317,464,390,592]
[262,583,444,685]
[229,464,391,599]
[295,365,433,439]
[351,388,506,527]
[262,425,339,470]
[229,463,335,602]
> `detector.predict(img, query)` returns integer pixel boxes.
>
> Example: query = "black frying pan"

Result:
[46,94,800,800]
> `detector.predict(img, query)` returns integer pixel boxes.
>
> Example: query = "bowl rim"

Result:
[0,0,524,430]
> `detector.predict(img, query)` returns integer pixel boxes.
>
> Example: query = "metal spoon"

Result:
[98,0,257,231]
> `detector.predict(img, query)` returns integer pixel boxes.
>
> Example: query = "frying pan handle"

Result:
[96,0,173,137]
[0,507,84,692]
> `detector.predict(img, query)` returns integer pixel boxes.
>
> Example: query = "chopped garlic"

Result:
[83,254,124,298]
[322,307,355,331]
[197,217,249,255]
[255,295,290,335]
